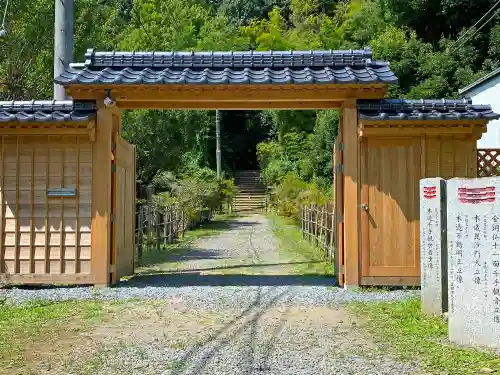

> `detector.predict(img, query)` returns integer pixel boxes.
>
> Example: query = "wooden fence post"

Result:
[137,206,143,258]
[181,209,186,239]
[313,204,317,245]
[306,204,311,241]
[329,203,335,261]
[318,205,324,252]
[146,204,152,239]
[155,209,161,251]
[164,207,169,246]
[166,207,171,244]
[301,205,304,240]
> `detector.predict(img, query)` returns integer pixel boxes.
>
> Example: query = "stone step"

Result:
[234,195,266,198]
[233,199,266,203]
[232,202,266,206]
[233,198,265,201]
[232,202,266,207]
[235,170,260,175]
[236,190,266,197]
[235,182,263,186]
[235,183,265,187]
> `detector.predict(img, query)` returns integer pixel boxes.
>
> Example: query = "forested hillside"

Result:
[1,0,499,214]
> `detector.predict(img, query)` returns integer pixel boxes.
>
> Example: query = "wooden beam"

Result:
[91,103,113,286]
[115,100,343,110]
[0,127,93,138]
[359,127,477,137]
[0,120,91,127]
[360,119,487,127]
[360,276,420,286]
[342,99,360,288]
[68,84,388,102]
[0,273,95,284]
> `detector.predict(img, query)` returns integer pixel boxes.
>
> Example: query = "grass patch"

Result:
[350,298,500,374]
[134,214,238,273]
[268,213,335,276]
[0,299,118,374]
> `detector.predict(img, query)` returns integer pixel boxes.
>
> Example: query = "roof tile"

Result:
[357,99,500,121]
[55,48,398,86]
[0,100,96,123]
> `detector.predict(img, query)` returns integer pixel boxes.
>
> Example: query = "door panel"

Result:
[114,137,136,279]
[361,138,420,278]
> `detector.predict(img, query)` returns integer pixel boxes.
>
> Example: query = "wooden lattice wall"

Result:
[477,149,500,177]
[0,135,93,281]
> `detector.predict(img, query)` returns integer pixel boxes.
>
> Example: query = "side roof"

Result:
[0,100,96,123]
[54,48,398,86]
[357,98,500,121]
[458,67,500,95]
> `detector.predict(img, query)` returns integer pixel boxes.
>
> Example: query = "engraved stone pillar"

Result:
[447,177,500,350]
[420,178,447,315]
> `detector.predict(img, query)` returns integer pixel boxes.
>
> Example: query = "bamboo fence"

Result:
[300,203,336,261]
[135,204,213,258]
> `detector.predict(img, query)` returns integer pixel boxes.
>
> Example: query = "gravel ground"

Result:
[1,214,425,375]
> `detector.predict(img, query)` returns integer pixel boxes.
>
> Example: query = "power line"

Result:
[451,0,500,47]
[448,0,500,52]
[0,0,9,36]
[450,5,500,52]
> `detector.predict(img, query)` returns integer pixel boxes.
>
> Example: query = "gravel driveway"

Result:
[1,214,425,375]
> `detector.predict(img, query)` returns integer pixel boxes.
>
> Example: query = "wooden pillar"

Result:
[342,99,360,288]
[335,113,344,285]
[91,103,114,286]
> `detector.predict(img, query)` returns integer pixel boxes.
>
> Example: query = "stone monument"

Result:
[420,178,447,315]
[447,177,500,349]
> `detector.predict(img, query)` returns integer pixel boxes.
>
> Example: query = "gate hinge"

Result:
[339,143,344,151]
[110,213,115,223]
[111,142,116,152]
[338,164,344,173]
[339,265,345,274]
[338,215,344,223]
[111,164,117,173]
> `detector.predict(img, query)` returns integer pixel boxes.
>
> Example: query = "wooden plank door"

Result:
[113,137,136,280]
[360,138,421,284]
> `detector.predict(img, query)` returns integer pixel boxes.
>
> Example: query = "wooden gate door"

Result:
[113,137,136,281]
[360,138,420,285]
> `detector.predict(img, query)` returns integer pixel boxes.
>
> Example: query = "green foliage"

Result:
[256,109,338,219]
[3,0,500,206]
[151,169,237,219]
[351,298,500,374]
[270,173,328,220]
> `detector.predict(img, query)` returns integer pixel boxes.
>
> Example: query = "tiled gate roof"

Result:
[0,100,96,122]
[54,48,399,85]
[357,99,500,121]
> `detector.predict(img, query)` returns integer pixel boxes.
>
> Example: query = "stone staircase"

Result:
[232,170,267,213]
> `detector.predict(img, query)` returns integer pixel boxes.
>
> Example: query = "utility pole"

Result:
[53,0,74,100]
[215,110,222,178]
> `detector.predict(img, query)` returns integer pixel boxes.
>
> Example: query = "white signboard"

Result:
[447,177,500,349]
[420,178,447,315]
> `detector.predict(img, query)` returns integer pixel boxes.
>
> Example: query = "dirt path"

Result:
[3,215,425,375]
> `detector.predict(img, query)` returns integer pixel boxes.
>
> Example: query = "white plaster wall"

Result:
[466,74,500,148]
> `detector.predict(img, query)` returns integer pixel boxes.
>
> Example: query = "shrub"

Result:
[149,168,237,219]
[270,173,329,221]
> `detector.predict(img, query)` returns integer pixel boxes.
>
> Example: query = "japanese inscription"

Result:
[420,178,447,315]
[447,178,500,349]
[493,214,500,325]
